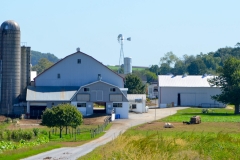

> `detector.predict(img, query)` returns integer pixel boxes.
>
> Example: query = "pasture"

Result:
[80,107,240,160]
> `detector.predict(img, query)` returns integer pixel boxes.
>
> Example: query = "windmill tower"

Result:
[117,34,131,73]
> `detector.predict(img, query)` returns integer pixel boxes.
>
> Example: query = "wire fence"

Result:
[90,116,111,138]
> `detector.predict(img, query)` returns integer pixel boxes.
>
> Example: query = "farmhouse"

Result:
[158,74,225,108]
[26,49,129,118]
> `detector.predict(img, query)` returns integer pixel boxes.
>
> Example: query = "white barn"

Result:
[26,49,129,119]
[158,75,225,108]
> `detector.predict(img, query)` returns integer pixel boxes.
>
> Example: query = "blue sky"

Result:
[1,1,240,66]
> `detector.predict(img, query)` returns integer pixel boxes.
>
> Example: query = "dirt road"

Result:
[23,107,187,160]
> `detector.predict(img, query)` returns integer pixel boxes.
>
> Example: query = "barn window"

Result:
[110,88,116,92]
[77,103,86,107]
[98,74,102,80]
[110,94,122,101]
[57,73,60,78]
[77,59,81,64]
[77,94,90,101]
[135,99,142,103]
[84,88,90,92]
[132,104,137,109]
[113,103,122,108]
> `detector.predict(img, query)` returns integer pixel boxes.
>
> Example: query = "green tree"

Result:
[42,104,83,138]
[144,70,157,83]
[235,42,240,48]
[159,63,171,75]
[149,65,160,75]
[159,52,178,66]
[32,58,54,75]
[124,74,146,94]
[172,60,186,75]
[187,59,207,75]
[208,57,240,114]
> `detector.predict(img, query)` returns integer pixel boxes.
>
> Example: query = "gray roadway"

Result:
[23,107,187,160]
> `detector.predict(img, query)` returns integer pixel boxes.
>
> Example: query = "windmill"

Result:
[117,34,131,73]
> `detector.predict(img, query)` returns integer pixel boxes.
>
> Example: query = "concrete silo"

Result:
[124,57,132,74]
[0,20,21,115]
[20,46,31,102]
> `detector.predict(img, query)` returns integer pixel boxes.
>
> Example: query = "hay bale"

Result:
[164,122,174,128]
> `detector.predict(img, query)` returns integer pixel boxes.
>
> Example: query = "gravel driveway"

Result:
[23,107,187,160]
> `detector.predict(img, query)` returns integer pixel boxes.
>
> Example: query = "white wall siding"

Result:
[71,101,93,116]
[35,53,123,87]
[114,102,129,119]
[159,87,225,107]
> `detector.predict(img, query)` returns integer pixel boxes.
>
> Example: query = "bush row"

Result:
[0,128,47,142]
[0,136,49,153]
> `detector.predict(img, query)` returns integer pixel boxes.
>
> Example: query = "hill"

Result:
[31,50,59,66]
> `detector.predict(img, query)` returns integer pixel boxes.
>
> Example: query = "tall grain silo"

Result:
[124,57,132,74]
[0,20,21,115]
[20,46,31,101]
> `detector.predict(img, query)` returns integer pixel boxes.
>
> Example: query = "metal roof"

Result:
[127,94,146,101]
[158,75,215,87]
[0,20,20,31]
[27,86,79,101]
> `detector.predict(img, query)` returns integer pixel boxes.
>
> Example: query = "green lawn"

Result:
[79,107,240,160]
[160,107,240,122]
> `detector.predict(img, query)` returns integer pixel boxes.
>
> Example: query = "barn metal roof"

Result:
[27,86,79,101]
[158,75,215,87]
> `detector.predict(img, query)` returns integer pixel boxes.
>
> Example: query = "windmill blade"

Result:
[117,34,123,43]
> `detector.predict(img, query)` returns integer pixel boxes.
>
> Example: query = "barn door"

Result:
[181,93,195,106]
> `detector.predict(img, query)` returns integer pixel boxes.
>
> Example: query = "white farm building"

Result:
[26,49,129,119]
[158,75,225,108]
[127,94,147,113]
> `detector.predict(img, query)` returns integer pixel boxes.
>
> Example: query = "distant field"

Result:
[107,65,147,71]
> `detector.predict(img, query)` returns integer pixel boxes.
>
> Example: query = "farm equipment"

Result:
[183,115,201,125]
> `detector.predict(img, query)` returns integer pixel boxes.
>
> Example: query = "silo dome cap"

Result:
[0,20,20,31]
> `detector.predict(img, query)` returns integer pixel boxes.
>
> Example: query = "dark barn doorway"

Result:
[93,102,106,114]
[30,106,46,119]
[177,93,181,106]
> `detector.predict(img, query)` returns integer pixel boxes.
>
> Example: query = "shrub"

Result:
[4,118,12,123]
[40,130,48,135]
[0,130,3,140]
[11,130,19,140]
[202,109,209,113]
[33,128,40,136]
[22,131,33,140]
[12,118,19,123]
[5,130,11,141]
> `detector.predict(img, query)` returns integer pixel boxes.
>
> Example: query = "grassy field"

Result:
[80,107,240,160]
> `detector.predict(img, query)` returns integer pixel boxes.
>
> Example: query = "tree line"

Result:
[129,44,240,83]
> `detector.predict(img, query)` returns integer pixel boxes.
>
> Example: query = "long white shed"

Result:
[158,75,226,108]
